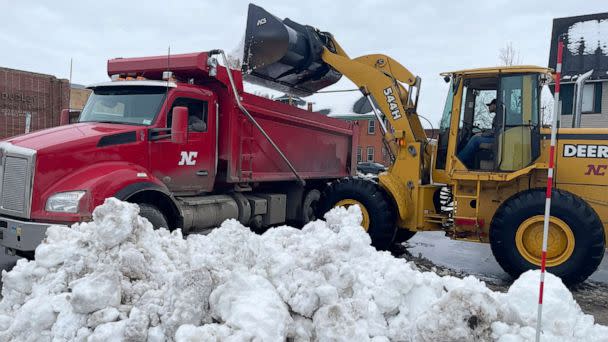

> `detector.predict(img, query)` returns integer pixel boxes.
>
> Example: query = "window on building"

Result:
[356,147,362,163]
[582,83,596,113]
[560,82,602,115]
[367,146,374,162]
[368,120,375,134]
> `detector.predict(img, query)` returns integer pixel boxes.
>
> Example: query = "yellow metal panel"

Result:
[354,55,417,85]
[522,75,532,122]
[440,65,552,77]
[416,185,442,230]
[497,126,532,171]
[554,136,608,186]
[379,172,409,221]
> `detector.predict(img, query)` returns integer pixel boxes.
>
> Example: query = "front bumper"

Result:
[0,216,56,253]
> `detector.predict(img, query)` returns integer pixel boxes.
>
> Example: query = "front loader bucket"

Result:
[242,3,342,97]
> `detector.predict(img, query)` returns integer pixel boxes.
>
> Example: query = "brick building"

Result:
[0,68,92,139]
[70,84,91,111]
[328,113,391,165]
[328,112,439,166]
[0,67,70,139]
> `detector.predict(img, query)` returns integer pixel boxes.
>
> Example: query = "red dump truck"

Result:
[0,51,357,257]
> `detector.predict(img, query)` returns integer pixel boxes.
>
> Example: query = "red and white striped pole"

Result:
[535,37,564,342]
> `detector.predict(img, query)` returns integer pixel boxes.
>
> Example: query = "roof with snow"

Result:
[549,13,608,82]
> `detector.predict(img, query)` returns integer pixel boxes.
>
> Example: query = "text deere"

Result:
[563,144,608,158]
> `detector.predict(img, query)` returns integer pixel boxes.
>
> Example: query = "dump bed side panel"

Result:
[220,92,355,183]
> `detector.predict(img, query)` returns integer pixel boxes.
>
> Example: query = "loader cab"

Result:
[433,67,550,182]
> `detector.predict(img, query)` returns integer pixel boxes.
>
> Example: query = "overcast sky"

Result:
[1,1,606,126]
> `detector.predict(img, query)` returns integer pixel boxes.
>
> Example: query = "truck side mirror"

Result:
[171,106,188,144]
[60,109,70,126]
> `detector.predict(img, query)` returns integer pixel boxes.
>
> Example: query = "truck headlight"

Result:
[45,191,86,213]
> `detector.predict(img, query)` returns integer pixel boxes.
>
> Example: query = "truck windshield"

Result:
[79,86,166,125]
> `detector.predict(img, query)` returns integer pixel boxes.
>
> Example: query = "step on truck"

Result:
[0,50,357,257]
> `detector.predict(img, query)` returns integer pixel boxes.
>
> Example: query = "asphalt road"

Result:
[405,231,608,284]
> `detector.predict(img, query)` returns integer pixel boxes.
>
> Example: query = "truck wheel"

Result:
[490,189,605,285]
[137,203,169,230]
[320,178,396,250]
[302,189,321,224]
[394,229,416,244]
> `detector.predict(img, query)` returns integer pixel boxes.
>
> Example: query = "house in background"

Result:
[327,113,392,166]
[549,12,608,127]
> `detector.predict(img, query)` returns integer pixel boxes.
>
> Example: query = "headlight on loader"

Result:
[45,191,86,213]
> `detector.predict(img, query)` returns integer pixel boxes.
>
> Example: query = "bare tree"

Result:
[499,42,522,66]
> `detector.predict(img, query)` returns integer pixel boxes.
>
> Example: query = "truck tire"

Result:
[490,189,605,285]
[302,189,321,224]
[394,229,416,244]
[138,203,169,230]
[319,178,396,250]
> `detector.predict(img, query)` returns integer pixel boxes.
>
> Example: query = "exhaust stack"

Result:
[242,3,342,97]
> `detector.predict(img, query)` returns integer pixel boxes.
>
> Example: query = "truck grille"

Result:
[1,157,28,212]
[0,142,35,219]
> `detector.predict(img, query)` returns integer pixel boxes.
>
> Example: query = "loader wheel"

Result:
[137,203,169,230]
[490,189,605,285]
[394,229,417,244]
[320,178,397,250]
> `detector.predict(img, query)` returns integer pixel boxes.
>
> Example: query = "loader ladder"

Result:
[452,179,485,240]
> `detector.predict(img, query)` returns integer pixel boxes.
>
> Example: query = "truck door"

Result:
[150,91,217,193]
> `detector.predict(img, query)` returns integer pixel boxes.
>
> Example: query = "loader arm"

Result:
[320,44,431,225]
[240,3,434,227]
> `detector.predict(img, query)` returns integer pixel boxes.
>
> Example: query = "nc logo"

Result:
[178,151,198,166]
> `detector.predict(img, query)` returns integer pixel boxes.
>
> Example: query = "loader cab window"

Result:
[167,98,208,132]
[436,78,458,170]
[495,74,540,171]
[455,77,499,170]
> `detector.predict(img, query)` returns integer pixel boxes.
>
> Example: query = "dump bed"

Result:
[107,51,357,184]
[218,90,357,184]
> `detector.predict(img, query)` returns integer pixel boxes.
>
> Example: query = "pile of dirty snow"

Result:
[1,198,606,341]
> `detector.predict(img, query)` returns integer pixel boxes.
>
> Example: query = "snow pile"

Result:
[1,198,606,341]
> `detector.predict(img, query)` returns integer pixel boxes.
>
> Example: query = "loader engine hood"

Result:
[242,3,342,97]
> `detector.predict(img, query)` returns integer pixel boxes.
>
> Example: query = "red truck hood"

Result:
[6,123,142,152]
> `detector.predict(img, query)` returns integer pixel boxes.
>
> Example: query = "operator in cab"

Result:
[457,99,498,166]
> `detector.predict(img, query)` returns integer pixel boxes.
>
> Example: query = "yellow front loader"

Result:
[242,4,606,285]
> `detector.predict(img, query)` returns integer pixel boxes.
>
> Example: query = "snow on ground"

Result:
[0,198,606,341]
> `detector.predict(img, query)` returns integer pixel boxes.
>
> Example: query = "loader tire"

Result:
[138,203,169,230]
[319,177,397,250]
[394,229,417,244]
[490,189,605,285]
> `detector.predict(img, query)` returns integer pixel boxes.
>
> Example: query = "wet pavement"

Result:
[404,231,608,284]
[402,231,608,324]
